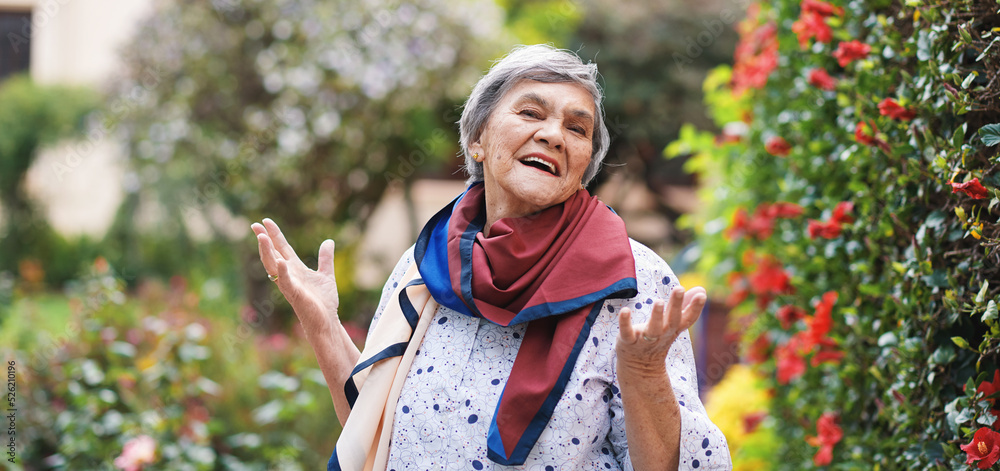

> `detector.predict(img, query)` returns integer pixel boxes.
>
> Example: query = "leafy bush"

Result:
[16,260,341,469]
[670,1,999,468]
[0,75,98,288]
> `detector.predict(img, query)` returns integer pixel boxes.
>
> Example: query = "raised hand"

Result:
[616,286,707,372]
[251,218,340,331]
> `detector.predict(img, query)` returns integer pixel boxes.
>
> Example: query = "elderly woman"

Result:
[252,45,730,470]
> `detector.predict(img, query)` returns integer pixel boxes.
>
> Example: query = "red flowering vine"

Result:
[832,40,871,67]
[961,427,1000,469]
[791,0,841,49]
[807,412,844,466]
[878,98,917,121]
[808,202,854,239]
[976,370,1000,428]
[775,337,807,384]
[808,68,837,90]
[951,177,990,199]
[732,5,779,94]
[765,136,792,156]
[748,255,795,306]
[727,202,805,240]
[854,120,890,152]
[776,305,806,329]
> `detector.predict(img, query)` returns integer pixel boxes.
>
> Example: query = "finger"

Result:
[680,286,707,312]
[618,307,637,344]
[317,239,336,276]
[251,222,267,237]
[257,233,278,275]
[680,290,707,330]
[275,258,291,289]
[666,286,684,335]
[262,218,301,262]
[648,298,668,335]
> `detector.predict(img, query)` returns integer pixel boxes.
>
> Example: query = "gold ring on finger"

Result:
[268,273,279,282]
[642,334,658,342]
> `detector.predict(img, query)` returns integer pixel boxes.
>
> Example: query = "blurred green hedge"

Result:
[670,1,999,469]
[15,260,341,469]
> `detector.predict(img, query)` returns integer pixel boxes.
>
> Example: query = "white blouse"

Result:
[364,239,732,470]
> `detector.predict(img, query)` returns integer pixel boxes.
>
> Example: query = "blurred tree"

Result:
[500,0,740,247]
[111,0,506,330]
[0,75,97,285]
[570,0,738,239]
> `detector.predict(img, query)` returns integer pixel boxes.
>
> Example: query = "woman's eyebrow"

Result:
[516,92,594,124]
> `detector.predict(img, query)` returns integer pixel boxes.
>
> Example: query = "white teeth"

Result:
[522,156,556,174]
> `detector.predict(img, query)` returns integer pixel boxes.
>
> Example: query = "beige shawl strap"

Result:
[332,264,438,471]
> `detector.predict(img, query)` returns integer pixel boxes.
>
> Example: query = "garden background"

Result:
[2,0,999,469]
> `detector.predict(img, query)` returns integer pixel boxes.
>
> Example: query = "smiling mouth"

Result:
[519,156,558,176]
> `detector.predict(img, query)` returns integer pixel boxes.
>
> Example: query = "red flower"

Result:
[977,370,1000,405]
[808,68,838,90]
[748,205,777,239]
[775,340,806,384]
[746,333,771,364]
[854,120,890,152]
[951,177,990,199]
[749,256,794,298]
[725,208,750,240]
[808,219,841,239]
[792,12,832,49]
[743,411,768,434]
[961,428,1000,469]
[776,305,806,329]
[831,201,854,224]
[878,98,917,121]
[801,0,843,16]
[811,344,844,366]
[765,136,792,156]
[726,271,750,308]
[732,15,779,94]
[832,40,871,67]
[807,412,844,466]
[772,202,805,218]
[792,0,841,49]
[803,291,838,349]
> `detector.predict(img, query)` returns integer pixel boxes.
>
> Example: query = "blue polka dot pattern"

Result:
[363,242,731,470]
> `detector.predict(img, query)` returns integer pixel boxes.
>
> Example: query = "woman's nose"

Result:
[534,119,564,150]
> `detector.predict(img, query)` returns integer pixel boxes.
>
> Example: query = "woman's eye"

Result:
[519,109,540,118]
[570,126,587,135]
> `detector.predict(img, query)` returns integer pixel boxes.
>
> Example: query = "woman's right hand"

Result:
[251,218,340,331]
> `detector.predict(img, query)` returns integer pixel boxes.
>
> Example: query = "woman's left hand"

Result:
[616,286,707,373]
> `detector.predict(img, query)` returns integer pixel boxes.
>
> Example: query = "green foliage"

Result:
[15,261,340,469]
[110,0,506,328]
[670,1,1000,468]
[0,75,98,282]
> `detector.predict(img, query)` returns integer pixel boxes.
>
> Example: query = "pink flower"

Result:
[114,435,157,471]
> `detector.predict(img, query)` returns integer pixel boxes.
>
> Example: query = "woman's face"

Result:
[470,80,596,221]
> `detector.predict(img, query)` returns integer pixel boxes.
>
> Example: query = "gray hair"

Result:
[458,44,610,185]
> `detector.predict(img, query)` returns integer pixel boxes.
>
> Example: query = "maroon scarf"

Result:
[415,182,637,465]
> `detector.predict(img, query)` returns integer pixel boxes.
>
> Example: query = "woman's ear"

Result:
[469,141,485,162]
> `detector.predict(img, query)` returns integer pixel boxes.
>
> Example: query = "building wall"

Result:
[1,0,153,237]
[1,0,153,86]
